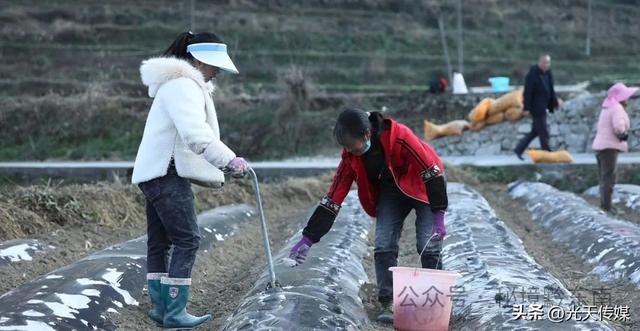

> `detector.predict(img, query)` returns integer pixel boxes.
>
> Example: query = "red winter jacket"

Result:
[302,116,447,243]
[325,118,445,217]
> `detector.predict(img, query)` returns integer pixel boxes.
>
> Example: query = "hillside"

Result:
[1,0,639,160]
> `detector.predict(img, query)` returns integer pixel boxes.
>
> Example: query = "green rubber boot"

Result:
[146,273,166,325]
[161,277,211,330]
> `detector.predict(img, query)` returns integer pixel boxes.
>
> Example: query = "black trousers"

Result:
[374,184,442,305]
[596,149,619,211]
[515,114,550,154]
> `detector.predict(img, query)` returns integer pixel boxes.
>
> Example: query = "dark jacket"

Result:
[524,65,558,117]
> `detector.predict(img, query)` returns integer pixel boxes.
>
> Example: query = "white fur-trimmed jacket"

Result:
[131,57,236,187]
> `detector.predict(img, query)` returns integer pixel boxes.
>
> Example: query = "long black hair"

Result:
[333,108,385,145]
[163,32,224,60]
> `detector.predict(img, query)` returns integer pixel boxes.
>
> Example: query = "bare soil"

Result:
[3,173,638,331]
[109,174,332,330]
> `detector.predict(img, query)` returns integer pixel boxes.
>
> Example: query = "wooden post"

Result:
[438,16,453,82]
[457,0,464,73]
[586,0,592,56]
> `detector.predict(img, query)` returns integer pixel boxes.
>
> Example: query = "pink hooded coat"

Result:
[592,103,630,152]
[592,83,637,152]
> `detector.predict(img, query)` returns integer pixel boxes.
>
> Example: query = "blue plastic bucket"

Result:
[489,76,510,92]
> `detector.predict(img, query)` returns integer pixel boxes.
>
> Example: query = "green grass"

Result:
[0,134,141,161]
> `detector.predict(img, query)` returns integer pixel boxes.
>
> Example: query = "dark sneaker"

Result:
[514,150,524,161]
[608,205,625,216]
[376,303,394,324]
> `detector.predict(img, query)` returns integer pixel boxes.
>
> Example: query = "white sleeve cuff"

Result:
[203,140,236,168]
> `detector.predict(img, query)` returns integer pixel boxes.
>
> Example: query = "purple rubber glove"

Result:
[432,210,447,240]
[288,235,313,265]
[226,157,249,178]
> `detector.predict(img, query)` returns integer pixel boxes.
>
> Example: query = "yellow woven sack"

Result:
[424,120,470,141]
[505,107,524,122]
[527,149,575,164]
[469,121,486,132]
[488,89,523,115]
[468,98,494,123]
[486,112,505,125]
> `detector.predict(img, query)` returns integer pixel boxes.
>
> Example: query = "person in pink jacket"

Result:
[592,83,638,211]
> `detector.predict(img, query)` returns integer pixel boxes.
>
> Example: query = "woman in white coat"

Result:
[131,32,248,329]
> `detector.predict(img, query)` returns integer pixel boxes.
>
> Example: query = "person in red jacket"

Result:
[289,109,448,324]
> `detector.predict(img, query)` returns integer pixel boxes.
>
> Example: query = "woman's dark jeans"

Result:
[138,163,201,278]
[374,183,443,305]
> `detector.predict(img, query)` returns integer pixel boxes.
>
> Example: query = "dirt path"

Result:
[478,183,639,331]
[110,175,331,330]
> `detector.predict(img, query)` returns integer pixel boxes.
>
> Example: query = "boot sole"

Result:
[376,316,394,324]
[162,317,212,330]
[162,326,207,330]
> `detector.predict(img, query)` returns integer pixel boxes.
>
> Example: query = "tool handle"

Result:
[247,168,279,289]
[221,166,279,288]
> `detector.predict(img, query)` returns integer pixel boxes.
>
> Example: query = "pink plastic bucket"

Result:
[389,267,460,331]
